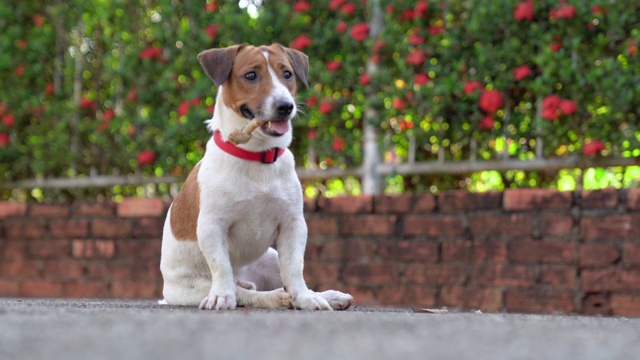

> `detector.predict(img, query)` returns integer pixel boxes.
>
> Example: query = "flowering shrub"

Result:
[0,0,639,199]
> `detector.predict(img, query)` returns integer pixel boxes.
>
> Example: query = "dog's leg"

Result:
[277,217,333,311]
[318,290,354,310]
[236,284,292,309]
[197,222,237,310]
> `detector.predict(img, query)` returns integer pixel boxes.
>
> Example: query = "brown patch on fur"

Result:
[170,162,201,241]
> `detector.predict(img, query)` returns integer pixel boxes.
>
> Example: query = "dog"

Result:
[160,44,353,311]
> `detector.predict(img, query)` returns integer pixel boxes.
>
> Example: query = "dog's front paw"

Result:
[319,290,353,310]
[199,292,237,310]
[291,290,332,311]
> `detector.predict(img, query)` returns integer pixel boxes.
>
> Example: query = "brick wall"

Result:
[1,188,640,316]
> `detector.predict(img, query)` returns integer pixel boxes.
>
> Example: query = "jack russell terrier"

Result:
[160,44,353,310]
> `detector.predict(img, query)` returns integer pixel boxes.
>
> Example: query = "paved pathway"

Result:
[1,298,639,360]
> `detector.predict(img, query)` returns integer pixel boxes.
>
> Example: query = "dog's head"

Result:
[198,44,308,148]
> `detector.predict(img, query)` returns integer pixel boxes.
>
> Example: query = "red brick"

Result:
[29,240,70,259]
[340,215,396,236]
[469,214,533,240]
[2,241,27,259]
[438,191,501,212]
[21,280,63,297]
[1,259,40,278]
[581,189,618,209]
[504,189,572,211]
[30,203,70,217]
[303,263,340,286]
[43,259,84,279]
[132,260,161,280]
[64,281,111,298]
[610,294,640,317]
[0,202,27,218]
[135,240,161,260]
[623,243,640,266]
[317,195,372,214]
[114,240,139,259]
[411,194,436,212]
[473,264,536,288]
[540,266,576,288]
[582,293,611,316]
[112,280,159,299]
[579,243,620,267]
[343,263,398,284]
[320,239,377,262]
[0,279,21,296]
[403,215,465,238]
[304,242,320,261]
[117,198,165,217]
[580,215,640,240]
[335,285,378,307]
[377,241,439,262]
[72,240,116,259]
[85,261,110,279]
[509,241,576,264]
[505,289,575,314]
[539,215,574,237]
[404,263,466,285]
[72,201,115,216]
[303,197,317,213]
[374,194,412,214]
[582,268,640,292]
[132,218,164,239]
[5,221,47,239]
[627,187,640,210]
[377,285,437,307]
[306,216,338,237]
[469,242,508,263]
[111,261,134,280]
[50,219,90,238]
[91,219,133,238]
[440,286,503,312]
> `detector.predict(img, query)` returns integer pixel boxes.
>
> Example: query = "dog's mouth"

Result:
[240,104,290,137]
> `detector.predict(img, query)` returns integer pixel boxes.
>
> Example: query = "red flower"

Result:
[549,3,576,20]
[479,116,495,130]
[514,1,534,21]
[336,21,348,33]
[307,130,317,140]
[326,60,341,72]
[340,2,356,15]
[205,24,219,40]
[408,34,424,45]
[400,9,415,22]
[15,64,25,77]
[542,94,562,120]
[103,109,115,122]
[628,43,638,57]
[549,40,563,52]
[290,34,312,50]
[178,100,191,117]
[415,1,429,18]
[463,81,483,94]
[428,26,445,36]
[80,97,96,110]
[350,22,369,41]
[206,104,215,114]
[330,0,347,10]
[319,101,333,114]
[139,46,163,60]
[0,133,9,147]
[17,39,27,49]
[205,2,218,12]
[137,150,156,165]
[559,100,577,115]
[582,140,605,157]
[45,83,54,95]
[385,4,394,14]
[414,73,430,85]
[592,5,602,15]
[392,98,406,111]
[293,1,311,13]
[513,64,532,81]
[399,119,414,131]
[2,114,15,127]
[127,90,137,101]
[478,90,503,113]
[332,136,345,152]
[33,14,45,27]
[406,49,426,66]
[191,98,201,106]
[359,73,371,85]
[306,95,318,108]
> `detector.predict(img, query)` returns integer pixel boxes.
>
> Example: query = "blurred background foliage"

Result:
[0,0,638,201]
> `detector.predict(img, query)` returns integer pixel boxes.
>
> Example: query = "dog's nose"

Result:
[276,100,294,117]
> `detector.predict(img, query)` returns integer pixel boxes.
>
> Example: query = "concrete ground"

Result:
[0,298,638,360]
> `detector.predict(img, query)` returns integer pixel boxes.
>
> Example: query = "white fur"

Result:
[160,50,353,311]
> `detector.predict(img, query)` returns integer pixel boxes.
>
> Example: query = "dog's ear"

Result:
[197,45,245,86]
[279,45,309,89]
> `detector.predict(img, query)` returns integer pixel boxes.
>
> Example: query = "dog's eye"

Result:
[244,71,257,81]
[283,70,293,80]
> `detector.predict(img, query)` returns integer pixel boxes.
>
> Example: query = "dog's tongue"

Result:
[269,120,289,135]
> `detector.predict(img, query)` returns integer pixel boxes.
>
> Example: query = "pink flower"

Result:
[514,1,534,21]
[205,3,218,12]
[292,1,311,13]
[479,116,495,130]
[406,49,426,66]
[414,1,429,18]
[103,109,115,122]
[205,24,219,40]
[414,73,430,85]
[350,23,369,41]
[408,34,424,45]
[582,140,605,156]
[464,81,484,94]
[178,100,191,117]
[290,34,312,50]
[319,101,333,114]
[15,64,25,77]
[478,90,503,113]
[550,39,563,52]
[45,83,54,95]
[336,21,348,33]
[359,73,371,85]
[549,3,576,20]
[392,98,406,111]
[330,0,347,10]
[80,97,96,110]
[559,99,577,115]
[306,95,318,108]
[428,26,445,36]
[340,2,356,15]
[513,64,532,81]
[542,94,563,120]
[2,114,15,127]
[332,136,345,152]
[137,150,156,165]
[139,46,163,60]
[0,132,9,147]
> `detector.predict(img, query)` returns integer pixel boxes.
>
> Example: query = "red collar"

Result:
[213,131,285,164]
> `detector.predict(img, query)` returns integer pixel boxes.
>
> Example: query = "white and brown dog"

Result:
[160,44,353,311]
